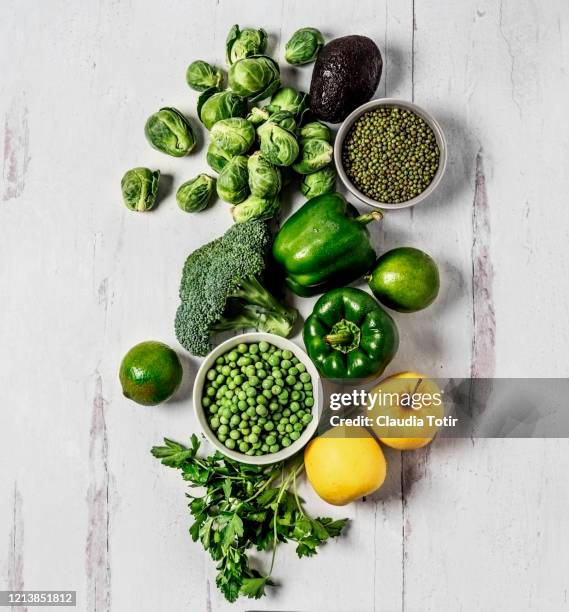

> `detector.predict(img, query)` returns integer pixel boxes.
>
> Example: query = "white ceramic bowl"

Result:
[193,332,323,465]
[334,98,447,210]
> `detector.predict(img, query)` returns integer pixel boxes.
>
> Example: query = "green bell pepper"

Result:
[272,192,383,296]
[303,287,399,379]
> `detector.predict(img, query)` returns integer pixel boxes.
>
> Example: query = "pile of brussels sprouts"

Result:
[120,24,336,218]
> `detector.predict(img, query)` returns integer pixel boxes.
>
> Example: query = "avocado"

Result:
[309,35,382,123]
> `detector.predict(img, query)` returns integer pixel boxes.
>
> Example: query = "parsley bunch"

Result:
[151,435,348,602]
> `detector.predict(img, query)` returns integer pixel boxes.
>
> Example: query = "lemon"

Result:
[119,341,183,406]
[369,371,444,450]
[304,425,387,506]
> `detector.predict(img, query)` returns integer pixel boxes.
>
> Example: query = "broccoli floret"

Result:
[175,220,298,356]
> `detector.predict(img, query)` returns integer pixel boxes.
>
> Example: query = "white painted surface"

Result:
[1,1,568,611]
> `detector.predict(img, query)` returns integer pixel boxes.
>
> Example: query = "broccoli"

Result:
[175,220,298,356]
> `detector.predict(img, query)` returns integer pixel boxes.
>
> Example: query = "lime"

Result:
[119,341,183,406]
[367,247,440,313]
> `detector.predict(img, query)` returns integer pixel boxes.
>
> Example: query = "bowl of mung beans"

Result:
[334,98,447,210]
[193,332,323,465]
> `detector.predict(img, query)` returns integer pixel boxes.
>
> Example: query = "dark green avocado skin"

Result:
[309,35,382,123]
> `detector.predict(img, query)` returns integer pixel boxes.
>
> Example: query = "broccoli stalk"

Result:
[213,277,297,337]
[175,220,298,356]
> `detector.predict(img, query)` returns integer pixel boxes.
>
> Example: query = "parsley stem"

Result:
[267,462,305,576]
[292,464,306,516]
[243,469,280,504]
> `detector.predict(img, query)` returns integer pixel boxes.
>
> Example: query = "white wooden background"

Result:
[1,1,569,611]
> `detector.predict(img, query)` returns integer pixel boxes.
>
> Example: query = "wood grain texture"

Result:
[1,1,568,611]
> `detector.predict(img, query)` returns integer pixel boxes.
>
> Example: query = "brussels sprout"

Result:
[217,155,249,204]
[268,110,296,133]
[186,60,224,92]
[247,106,270,126]
[210,117,255,157]
[207,142,231,173]
[292,138,333,174]
[248,152,281,199]
[257,121,299,167]
[231,194,280,223]
[266,87,308,117]
[285,27,325,65]
[197,88,247,130]
[228,55,280,102]
[300,165,336,198]
[145,108,196,157]
[226,25,268,65]
[121,167,160,212]
[300,121,332,143]
[176,174,216,212]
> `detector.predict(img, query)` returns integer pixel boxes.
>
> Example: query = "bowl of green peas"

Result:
[193,332,323,465]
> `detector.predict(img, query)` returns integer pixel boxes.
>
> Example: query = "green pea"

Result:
[271,385,282,395]
[227,351,238,362]
[259,341,270,352]
[290,431,300,441]
[249,343,259,354]
[299,372,311,383]
[246,387,256,398]
[248,433,259,444]
[282,350,293,360]
[296,363,306,373]
[281,359,292,370]
[256,405,268,417]
[282,437,291,447]
[206,370,216,381]
[218,424,229,436]
[210,417,220,429]
[230,414,240,427]
[225,439,236,450]
[269,355,279,367]
[251,424,262,435]
[270,444,280,453]
[246,406,256,417]
[306,397,314,407]
[229,430,241,440]
[264,421,275,431]
[286,375,296,386]
[288,367,298,377]
[285,424,293,433]
[239,441,249,453]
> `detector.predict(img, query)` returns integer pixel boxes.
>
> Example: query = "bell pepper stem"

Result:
[355,210,384,225]
[325,331,354,346]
